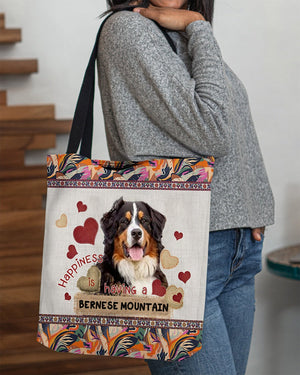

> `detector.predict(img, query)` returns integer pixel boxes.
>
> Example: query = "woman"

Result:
[97,1,275,374]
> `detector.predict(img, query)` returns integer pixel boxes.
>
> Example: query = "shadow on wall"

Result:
[284,183,300,246]
[252,184,300,374]
[254,269,300,375]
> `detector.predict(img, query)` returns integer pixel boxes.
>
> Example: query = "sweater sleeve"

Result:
[99,11,231,157]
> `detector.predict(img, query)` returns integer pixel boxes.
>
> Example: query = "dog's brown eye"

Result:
[141,217,149,224]
[120,218,129,225]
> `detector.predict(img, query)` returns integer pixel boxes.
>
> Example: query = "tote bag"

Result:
[37,11,215,361]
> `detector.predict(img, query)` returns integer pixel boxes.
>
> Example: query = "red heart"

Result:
[67,245,78,259]
[174,231,183,240]
[73,218,98,245]
[152,279,166,297]
[178,271,191,284]
[77,201,87,212]
[65,293,71,301]
[173,293,182,303]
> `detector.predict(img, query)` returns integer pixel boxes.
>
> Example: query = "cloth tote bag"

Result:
[37,11,215,361]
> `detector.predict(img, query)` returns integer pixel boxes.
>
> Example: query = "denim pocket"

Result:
[252,232,264,274]
[253,231,265,243]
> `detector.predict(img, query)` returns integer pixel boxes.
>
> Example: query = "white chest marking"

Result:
[117,255,158,295]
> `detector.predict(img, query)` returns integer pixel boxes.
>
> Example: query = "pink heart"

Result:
[178,271,191,283]
[174,231,183,240]
[65,293,71,301]
[73,218,98,245]
[77,201,87,212]
[152,279,166,297]
[67,245,78,259]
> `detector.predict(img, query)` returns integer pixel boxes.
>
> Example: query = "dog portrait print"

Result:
[97,197,168,295]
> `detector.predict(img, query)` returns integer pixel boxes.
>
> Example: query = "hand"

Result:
[252,226,265,241]
[133,4,205,31]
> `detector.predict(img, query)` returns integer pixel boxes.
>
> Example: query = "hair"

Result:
[99,0,215,25]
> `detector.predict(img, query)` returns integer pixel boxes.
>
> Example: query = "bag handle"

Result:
[66,9,177,159]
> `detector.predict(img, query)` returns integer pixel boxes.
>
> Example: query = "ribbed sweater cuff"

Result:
[185,19,223,62]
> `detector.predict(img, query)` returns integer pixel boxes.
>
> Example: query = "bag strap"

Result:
[66,10,177,159]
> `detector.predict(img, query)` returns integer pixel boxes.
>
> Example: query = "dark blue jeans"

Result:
[146,227,264,375]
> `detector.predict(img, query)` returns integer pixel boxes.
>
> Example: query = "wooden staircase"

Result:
[0,13,21,43]
[0,59,38,75]
[0,14,37,74]
[0,12,150,375]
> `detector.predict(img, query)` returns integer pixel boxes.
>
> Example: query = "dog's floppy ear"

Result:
[143,202,166,242]
[100,196,124,244]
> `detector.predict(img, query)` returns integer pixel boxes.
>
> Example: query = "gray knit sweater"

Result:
[96,10,275,232]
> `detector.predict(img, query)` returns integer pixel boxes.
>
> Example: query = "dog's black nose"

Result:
[131,229,142,240]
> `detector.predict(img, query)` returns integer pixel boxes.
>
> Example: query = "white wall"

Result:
[1,1,299,374]
[214,3,300,373]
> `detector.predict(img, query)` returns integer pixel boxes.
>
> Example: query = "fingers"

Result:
[252,228,262,241]
[251,226,265,241]
[133,6,157,21]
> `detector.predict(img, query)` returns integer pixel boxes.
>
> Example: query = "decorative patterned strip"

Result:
[47,179,211,191]
[38,314,203,330]
[46,154,214,183]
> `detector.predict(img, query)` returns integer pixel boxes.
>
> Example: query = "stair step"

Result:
[0,28,21,43]
[0,273,41,289]
[0,119,71,134]
[0,270,41,289]
[0,59,38,75]
[0,350,75,369]
[0,165,47,210]
[0,179,46,200]
[0,179,46,212]
[0,209,45,232]
[0,256,43,275]
[0,90,6,105]
[0,104,55,121]
[1,302,38,323]
[0,165,46,180]
[0,195,44,211]
[0,150,25,169]
[0,351,147,371]
[0,14,4,29]
[0,332,41,353]
[1,354,148,375]
[0,316,37,335]
[0,285,41,303]
[0,244,44,258]
[0,134,56,151]
[0,232,44,250]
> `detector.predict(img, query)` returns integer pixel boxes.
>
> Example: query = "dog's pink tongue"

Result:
[128,247,143,261]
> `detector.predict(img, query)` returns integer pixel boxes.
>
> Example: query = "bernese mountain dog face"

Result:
[98,197,168,295]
